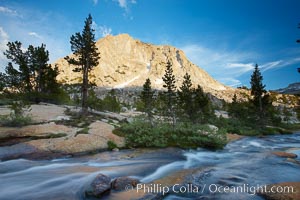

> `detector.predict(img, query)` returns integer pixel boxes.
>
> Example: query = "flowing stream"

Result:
[0,132,300,200]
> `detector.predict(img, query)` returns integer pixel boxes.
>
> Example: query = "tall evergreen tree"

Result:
[228,94,239,118]
[162,60,177,127]
[250,64,266,113]
[140,78,155,123]
[65,14,100,115]
[4,41,32,93]
[102,89,121,113]
[28,44,53,93]
[3,41,59,101]
[193,84,211,123]
[178,73,193,121]
[250,64,273,124]
[227,93,249,121]
[0,72,6,92]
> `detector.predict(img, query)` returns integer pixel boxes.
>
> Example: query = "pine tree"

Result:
[0,72,5,91]
[140,78,155,123]
[3,41,59,101]
[65,14,100,115]
[178,73,193,121]
[28,44,52,93]
[162,60,177,127]
[228,94,244,120]
[250,64,272,124]
[193,85,211,123]
[250,64,266,112]
[228,94,237,117]
[4,41,32,93]
[102,89,121,113]
[27,44,60,102]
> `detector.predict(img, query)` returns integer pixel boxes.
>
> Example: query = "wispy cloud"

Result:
[118,0,127,8]
[92,21,112,38]
[0,27,9,41]
[260,58,300,72]
[92,0,98,5]
[92,0,136,11]
[0,6,19,16]
[0,5,72,67]
[181,44,300,87]
[99,26,112,37]
[28,32,42,39]
[181,44,255,86]
[0,27,9,71]
[218,78,242,87]
[225,62,255,76]
[114,0,137,12]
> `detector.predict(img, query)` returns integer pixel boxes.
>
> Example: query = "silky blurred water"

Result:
[0,133,299,200]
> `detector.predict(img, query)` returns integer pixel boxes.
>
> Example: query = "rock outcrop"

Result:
[86,174,111,198]
[0,104,125,160]
[272,151,298,159]
[54,34,243,102]
[111,176,140,191]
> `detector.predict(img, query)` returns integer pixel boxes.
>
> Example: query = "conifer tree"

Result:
[250,64,272,124]
[193,84,211,123]
[0,72,5,91]
[178,73,193,121]
[140,78,155,123]
[102,89,121,113]
[162,60,177,127]
[3,41,59,101]
[4,41,32,93]
[228,94,237,117]
[65,14,100,115]
[228,94,244,119]
[250,64,266,112]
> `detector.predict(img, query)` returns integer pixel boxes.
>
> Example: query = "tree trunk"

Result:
[82,67,88,115]
[258,96,265,126]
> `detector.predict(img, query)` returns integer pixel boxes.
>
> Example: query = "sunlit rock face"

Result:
[54,33,244,102]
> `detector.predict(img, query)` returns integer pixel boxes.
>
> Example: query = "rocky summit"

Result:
[54,34,241,102]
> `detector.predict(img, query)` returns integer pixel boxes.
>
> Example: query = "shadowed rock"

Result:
[111,176,140,191]
[85,174,111,198]
[272,151,297,158]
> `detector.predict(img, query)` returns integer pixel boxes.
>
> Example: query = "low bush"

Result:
[116,119,227,150]
[0,114,32,127]
[0,101,32,127]
[107,140,118,150]
[75,127,90,137]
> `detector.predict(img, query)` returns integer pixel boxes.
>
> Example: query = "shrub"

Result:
[0,114,32,127]
[116,119,227,149]
[75,127,89,137]
[107,140,118,150]
[0,101,32,127]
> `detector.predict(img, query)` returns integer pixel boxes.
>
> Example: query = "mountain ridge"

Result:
[273,82,300,95]
[54,33,239,102]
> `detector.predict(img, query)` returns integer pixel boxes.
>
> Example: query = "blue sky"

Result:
[0,0,300,90]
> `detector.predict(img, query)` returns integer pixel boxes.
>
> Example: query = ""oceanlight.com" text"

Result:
[133,183,295,196]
